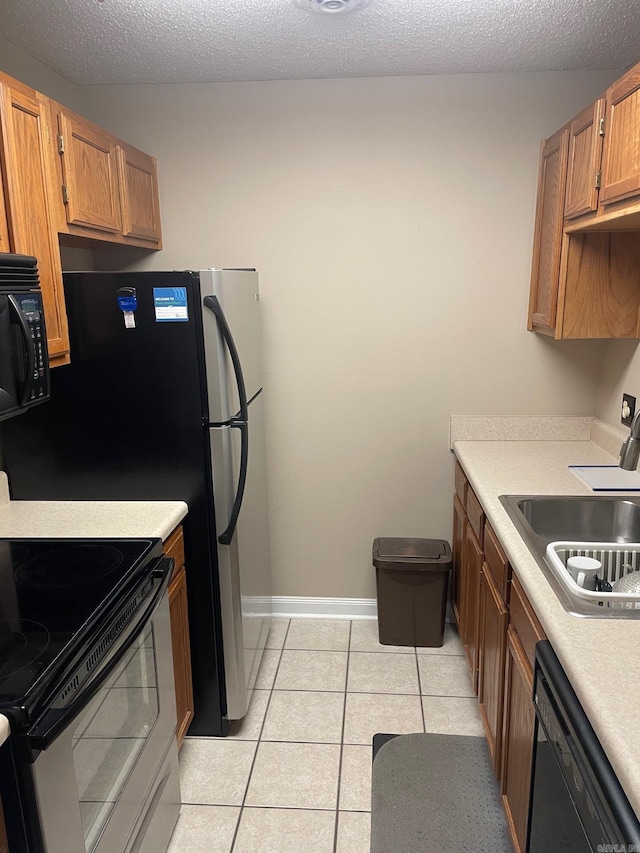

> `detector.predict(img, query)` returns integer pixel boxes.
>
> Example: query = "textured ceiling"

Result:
[0,0,637,85]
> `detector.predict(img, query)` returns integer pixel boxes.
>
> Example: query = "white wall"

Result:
[74,71,616,599]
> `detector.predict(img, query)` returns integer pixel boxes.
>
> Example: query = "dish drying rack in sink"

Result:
[546,542,640,610]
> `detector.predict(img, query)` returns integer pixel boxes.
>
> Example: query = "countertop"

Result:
[0,474,188,746]
[452,437,640,820]
[0,499,188,541]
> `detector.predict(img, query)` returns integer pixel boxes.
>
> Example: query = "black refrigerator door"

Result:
[1,270,230,736]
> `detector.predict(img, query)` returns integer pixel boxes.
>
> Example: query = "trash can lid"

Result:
[372,537,452,566]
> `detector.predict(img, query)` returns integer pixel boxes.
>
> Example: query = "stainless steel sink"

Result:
[512,496,640,543]
[499,495,640,618]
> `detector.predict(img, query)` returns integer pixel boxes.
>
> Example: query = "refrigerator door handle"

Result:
[202,295,249,422]
[218,420,249,546]
[203,294,250,545]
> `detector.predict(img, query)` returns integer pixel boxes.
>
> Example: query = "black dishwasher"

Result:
[528,641,640,852]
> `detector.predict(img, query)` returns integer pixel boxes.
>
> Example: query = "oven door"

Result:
[28,585,179,853]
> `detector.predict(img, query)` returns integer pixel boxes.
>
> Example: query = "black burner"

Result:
[15,545,124,589]
[0,619,50,684]
[0,628,27,661]
[0,537,157,717]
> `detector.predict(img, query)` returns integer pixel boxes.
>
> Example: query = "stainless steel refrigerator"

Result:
[1,268,272,736]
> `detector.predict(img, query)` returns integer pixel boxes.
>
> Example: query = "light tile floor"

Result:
[168,618,482,852]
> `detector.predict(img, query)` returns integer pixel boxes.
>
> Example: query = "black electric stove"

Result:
[0,538,162,728]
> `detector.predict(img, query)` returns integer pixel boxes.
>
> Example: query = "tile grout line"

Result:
[332,619,352,853]
[229,617,291,853]
[415,647,427,733]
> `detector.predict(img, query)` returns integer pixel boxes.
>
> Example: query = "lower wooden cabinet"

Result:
[478,565,508,777]
[451,493,466,625]
[169,564,194,748]
[501,625,536,853]
[164,525,194,748]
[461,523,483,693]
[452,458,546,851]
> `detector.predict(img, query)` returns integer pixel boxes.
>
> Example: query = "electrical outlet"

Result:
[622,393,636,427]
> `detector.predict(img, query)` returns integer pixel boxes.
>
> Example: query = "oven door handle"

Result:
[26,556,174,755]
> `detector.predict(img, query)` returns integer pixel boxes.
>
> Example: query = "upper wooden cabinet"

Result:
[600,66,640,208]
[528,61,640,340]
[527,128,569,335]
[564,99,605,220]
[117,142,162,244]
[0,77,70,365]
[51,103,162,248]
[57,108,122,234]
[0,67,162,366]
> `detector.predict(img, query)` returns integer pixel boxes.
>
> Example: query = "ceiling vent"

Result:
[294,0,372,14]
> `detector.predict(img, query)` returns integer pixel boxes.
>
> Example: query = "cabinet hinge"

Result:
[57,133,65,154]
[598,117,605,137]
[595,170,601,190]
[62,185,69,205]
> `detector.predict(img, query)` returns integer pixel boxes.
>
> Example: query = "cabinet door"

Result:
[462,524,483,693]
[478,565,508,778]
[0,81,70,364]
[564,99,605,220]
[452,494,467,627]
[117,143,162,245]
[168,563,194,748]
[600,66,640,207]
[501,626,535,853]
[527,128,569,335]
[0,160,9,253]
[58,109,121,233]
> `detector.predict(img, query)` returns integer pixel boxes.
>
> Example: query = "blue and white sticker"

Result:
[153,287,189,322]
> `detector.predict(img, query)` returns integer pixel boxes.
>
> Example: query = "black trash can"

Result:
[373,537,452,648]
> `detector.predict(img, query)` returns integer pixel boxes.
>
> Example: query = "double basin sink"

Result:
[499,495,640,618]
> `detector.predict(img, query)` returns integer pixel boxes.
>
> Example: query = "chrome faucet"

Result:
[620,411,640,470]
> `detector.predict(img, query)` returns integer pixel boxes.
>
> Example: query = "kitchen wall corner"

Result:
[590,418,628,458]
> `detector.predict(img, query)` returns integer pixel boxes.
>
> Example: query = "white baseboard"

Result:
[271,596,377,620]
[270,596,455,623]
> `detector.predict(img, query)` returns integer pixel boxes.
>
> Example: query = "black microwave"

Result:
[0,253,50,422]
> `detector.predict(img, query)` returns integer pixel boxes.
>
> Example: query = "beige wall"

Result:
[76,71,616,599]
[0,47,622,597]
[0,36,87,110]
[597,342,640,429]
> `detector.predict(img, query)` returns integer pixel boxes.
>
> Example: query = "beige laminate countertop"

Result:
[0,499,188,541]
[0,480,188,745]
[453,438,640,820]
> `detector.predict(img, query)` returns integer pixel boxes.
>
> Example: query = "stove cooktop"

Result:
[0,538,158,716]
